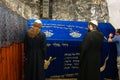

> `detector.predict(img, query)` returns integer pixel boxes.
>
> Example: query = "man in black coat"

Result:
[24,20,46,80]
[78,20,104,80]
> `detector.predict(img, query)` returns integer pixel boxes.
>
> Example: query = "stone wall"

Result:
[52,0,109,22]
[0,0,40,19]
[0,0,109,22]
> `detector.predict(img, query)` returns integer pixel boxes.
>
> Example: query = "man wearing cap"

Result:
[78,20,104,80]
[24,19,46,80]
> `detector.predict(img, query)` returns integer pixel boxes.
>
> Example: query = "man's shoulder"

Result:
[89,31,103,35]
[39,32,46,36]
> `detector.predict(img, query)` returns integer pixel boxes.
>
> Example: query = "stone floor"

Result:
[46,78,77,80]
[46,78,115,80]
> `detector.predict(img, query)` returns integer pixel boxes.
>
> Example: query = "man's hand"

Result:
[108,33,113,42]
[109,33,113,38]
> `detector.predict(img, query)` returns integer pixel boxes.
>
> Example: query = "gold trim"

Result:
[100,55,109,72]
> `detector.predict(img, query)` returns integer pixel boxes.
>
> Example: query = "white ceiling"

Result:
[107,0,120,29]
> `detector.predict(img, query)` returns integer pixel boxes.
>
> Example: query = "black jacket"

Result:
[24,32,46,80]
[78,31,104,80]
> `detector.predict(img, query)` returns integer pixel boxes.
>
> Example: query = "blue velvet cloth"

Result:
[28,19,118,79]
